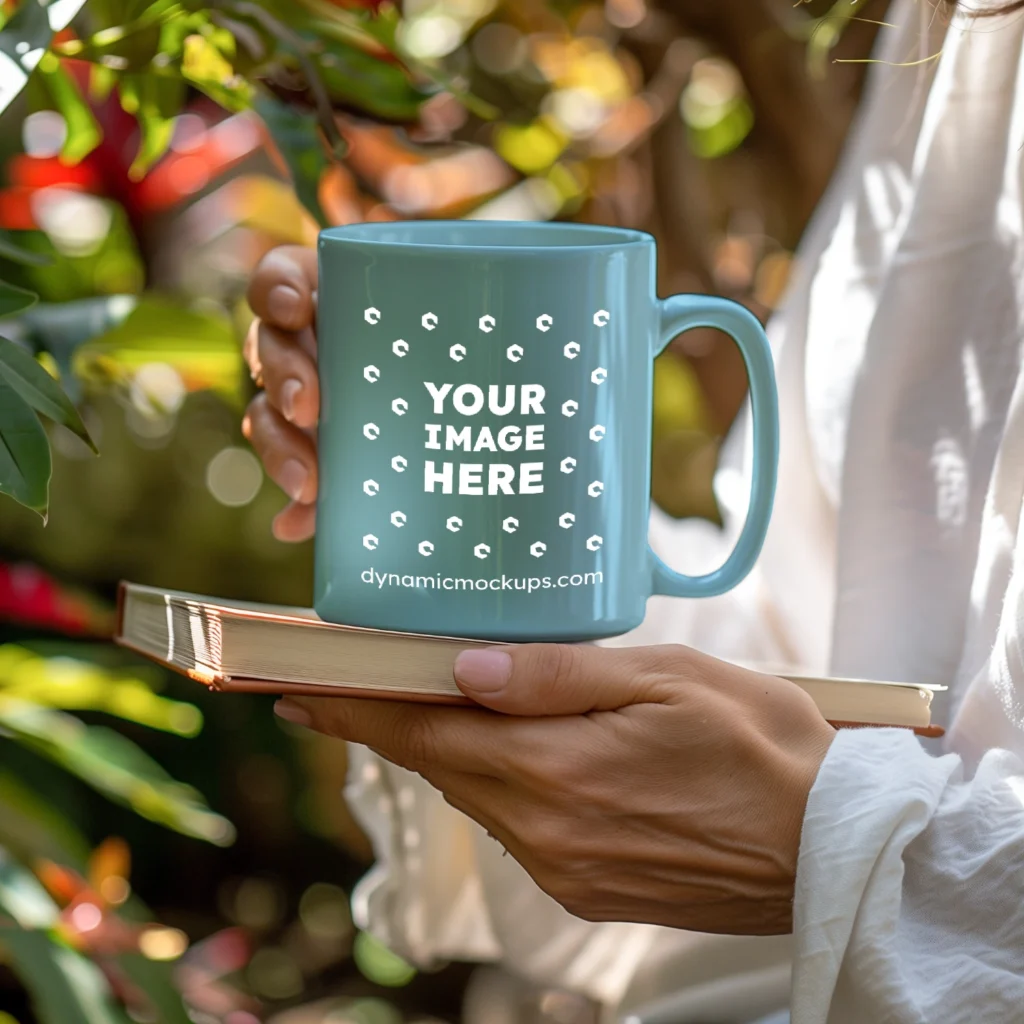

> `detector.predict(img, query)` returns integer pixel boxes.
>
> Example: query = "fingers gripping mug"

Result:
[315,221,778,641]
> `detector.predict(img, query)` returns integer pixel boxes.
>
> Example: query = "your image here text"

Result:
[421,381,550,495]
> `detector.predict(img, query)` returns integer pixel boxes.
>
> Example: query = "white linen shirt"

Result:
[343,3,1024,1020]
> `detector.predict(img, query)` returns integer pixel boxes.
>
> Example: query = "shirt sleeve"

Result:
[343,742,665,1006]
[791,725,1024,1023]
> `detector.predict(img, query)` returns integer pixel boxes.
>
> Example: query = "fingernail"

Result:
[274,699,311,727]
[454,649,512,693]
[267,285,302,326]
[278,458,308,502]
[280,378,302,422]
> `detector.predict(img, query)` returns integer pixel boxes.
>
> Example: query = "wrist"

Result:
[749,680,836,933]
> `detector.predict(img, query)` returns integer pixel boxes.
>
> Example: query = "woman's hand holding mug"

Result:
[243,244,321,543]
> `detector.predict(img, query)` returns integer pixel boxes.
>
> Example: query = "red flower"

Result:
[0,562,115,636]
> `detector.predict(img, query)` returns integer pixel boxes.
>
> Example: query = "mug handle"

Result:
[648,294,779,599]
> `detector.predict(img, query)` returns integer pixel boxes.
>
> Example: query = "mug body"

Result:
[315,221,657,641]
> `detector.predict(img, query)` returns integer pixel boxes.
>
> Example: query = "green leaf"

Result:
[15,200,144,304]
[0,771,91,870]
[0,645,202,736]
[0,927,131,1024]
[269,0,443,119]
[73,297,243,405]
[0,379,50,517]
[254,93,328,227]
[0,280,38,318]
[282,0,396,53]
[88,0,175,32]
[0,698,235,846]
[0,848,59,929]
[116,954,191,1024]
[70,0,177,70]
[89,62,117,102]
[0,0,51,119]
[14,295,137,388]
[317,37,435,122]
[0,231,51,269]
[0,2,91,115]
[36,52,102,164]
[0,337,97,453]
[178,28,254,111]
[121,73,185,180]
[156,8,204,56]
[40,0,91,33]
[181,30,233,82]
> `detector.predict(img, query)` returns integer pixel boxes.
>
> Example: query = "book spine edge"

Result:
[115,634,227,692]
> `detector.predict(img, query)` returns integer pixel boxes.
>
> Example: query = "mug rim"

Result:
[319,219,653,253]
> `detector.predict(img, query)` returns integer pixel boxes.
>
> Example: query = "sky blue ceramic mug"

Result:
[315,221,778,641]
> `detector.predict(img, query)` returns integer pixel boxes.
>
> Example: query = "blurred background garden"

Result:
[0,0,890,1021]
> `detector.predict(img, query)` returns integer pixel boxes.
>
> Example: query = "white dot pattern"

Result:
[358,307,612,561]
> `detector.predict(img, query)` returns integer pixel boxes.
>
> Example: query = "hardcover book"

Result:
[115,583,943,736]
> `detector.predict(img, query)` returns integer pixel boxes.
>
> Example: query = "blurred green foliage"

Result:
[0,0,439,520]
[0,1,440,1020]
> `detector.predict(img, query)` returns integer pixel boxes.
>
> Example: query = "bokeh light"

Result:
[226,875,285,931]
[299,883,353,942]
[545,88,607,137]
[319,998,404,1024]
[680,57,754,158]
[130,363,187,418]
[69,901,102,932]
[352,930,416,988]
[495,121,566,174]
[98,875,131,905]
[246,946,304,1000]
[206,446,263,507]
[400,14,465,60]
[139,925,190,961]
[606,0,647,29]
[31,189,113,258]
[22,110,67,157]
[471,22,526,75]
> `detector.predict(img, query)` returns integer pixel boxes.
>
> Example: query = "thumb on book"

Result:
[453,644,673,716]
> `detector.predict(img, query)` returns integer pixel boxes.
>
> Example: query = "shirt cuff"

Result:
[791,727,960,1021]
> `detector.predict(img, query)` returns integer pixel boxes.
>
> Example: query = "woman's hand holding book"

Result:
[275,641,836,936]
